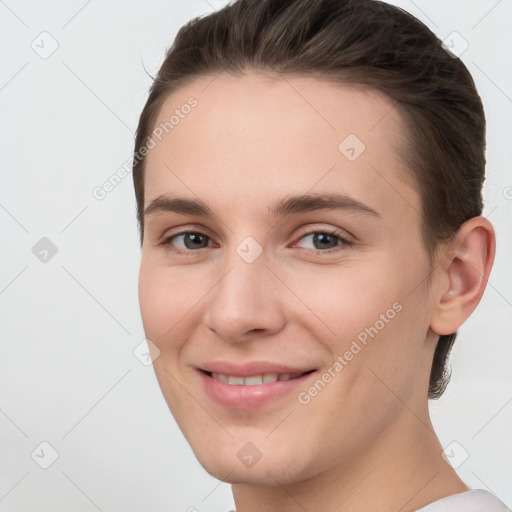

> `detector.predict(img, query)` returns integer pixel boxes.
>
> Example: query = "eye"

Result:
[157,227,353,256]
[158,229,214,254]
[292,229,353,255]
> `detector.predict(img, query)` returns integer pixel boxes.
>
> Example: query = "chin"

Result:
[198,457,302,486]
[188,437,314,486]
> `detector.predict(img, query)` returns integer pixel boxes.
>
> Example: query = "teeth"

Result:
[228,375,244,385]
[210,372,305,385]
[244,375,263,385]
[217,373,228,384]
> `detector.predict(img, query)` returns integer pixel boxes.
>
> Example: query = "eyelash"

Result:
[157,228,353,256]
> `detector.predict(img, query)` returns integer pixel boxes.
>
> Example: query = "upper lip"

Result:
[198,360,316,377]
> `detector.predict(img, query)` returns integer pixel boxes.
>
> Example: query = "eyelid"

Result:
[156,226,217,250]
[157,224,215,244]
[291,224,355,244]
[159,222,354,242]
[157,224,354,255]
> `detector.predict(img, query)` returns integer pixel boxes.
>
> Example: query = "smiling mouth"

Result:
[201,369,316,386]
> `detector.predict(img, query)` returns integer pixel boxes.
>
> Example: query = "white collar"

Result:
[414,489,510,512]
[228,489,511,512]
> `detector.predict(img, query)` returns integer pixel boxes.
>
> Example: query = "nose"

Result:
[204,245,286,343]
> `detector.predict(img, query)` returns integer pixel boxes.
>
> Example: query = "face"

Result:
[138,72,439,486]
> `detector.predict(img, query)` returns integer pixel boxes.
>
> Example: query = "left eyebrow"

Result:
[269,193,382,219]
[143,192,382,220]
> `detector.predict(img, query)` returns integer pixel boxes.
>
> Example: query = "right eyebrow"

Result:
[143,192,382,220]
[144,196,215,219]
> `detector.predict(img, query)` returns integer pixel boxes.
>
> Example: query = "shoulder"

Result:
[415,489,511,512]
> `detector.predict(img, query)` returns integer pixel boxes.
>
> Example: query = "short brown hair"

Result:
[132,0,486,399]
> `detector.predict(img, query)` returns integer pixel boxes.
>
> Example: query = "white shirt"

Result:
[228,488,511,512]
[415,489,511,512]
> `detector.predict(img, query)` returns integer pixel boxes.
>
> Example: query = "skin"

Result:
[138,72,495,512]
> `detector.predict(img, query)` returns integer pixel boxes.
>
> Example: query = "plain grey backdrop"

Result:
[1,1,511,511]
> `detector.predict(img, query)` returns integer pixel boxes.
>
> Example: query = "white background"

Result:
[1,1,511,511]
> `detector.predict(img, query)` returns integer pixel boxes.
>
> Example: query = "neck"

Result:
[231,403,470,512]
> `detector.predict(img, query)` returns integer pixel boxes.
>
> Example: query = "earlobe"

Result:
[430,216,496,336]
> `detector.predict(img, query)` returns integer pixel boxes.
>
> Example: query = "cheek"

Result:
[138,263,204,344]
[292,263,402,341]
[138,263,199,415]
[291,269,423,436]
[299,255,427,381]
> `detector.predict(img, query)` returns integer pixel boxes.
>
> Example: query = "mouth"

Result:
[200,369,316,386]
[197,366,318,409]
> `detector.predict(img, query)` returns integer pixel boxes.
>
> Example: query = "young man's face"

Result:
[138,72,440,485]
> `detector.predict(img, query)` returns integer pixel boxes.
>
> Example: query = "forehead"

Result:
[143,72,419,221]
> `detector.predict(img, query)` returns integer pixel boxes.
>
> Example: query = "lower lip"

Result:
[198,370,316,409]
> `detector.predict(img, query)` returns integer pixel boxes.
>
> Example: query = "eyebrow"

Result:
[143,193,382,220]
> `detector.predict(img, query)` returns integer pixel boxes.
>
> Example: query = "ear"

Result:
[430,216,496,336]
